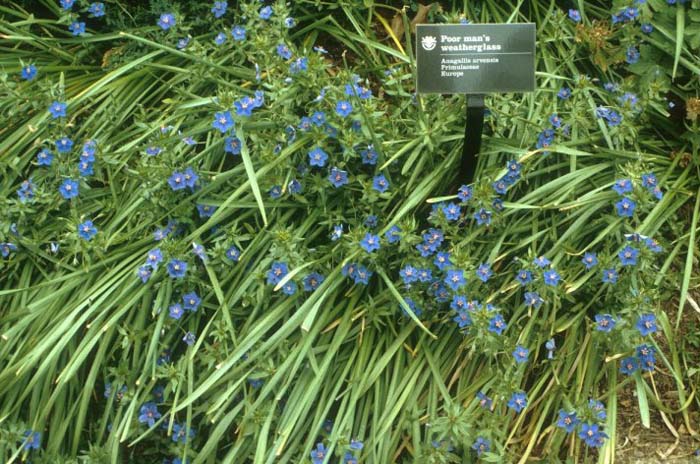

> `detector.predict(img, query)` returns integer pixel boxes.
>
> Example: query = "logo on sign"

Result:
[421,36,437,51]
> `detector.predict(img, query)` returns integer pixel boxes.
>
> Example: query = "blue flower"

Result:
[441,202,461,221]
[328,167,348,188]
[608,110,623,126]
[360,233,380,253]
[60,0,74,9]
[331,224,343,241]
[372,174,390,193]
[302,272,324,292]
[284,17,296,28]
[433,252,451,270]
[276,44,292,60]
[594,314,616,332]
[451,295,467,311]
[335,100,353,117]
[138,402,161,427]
[568,9,581,22]
[225,245,240,262]
[23,430,41,450]
[184,167,200,188]
[516,269,533,285]
[212,111,234,133]
[619,356,640,375]
[214,32,227,45]
[471,437,490,456]
[59,179,79,200]
[88,2,105,17]
[172,423,195,443]
[268,185,282,199]
[306,111,324,127]
[512,345,529,363]
[488,313,507,334]
[177,37,191,49]
[615,197,636,217]
[21,64,37,80]
[223,136,242,155]
[158,13,176,30]
[137,266,152,283]
[78,220,97,241]
[35,148,52,167]
[626,46,640,64]
[310,443,327,464]
[474,208,492,226]
[55,137,74,153]
[77,161,93,178]
[182,292,201,312]
[618,245,639,266]
[183,331,196,345]
[588,400,606,421]
[453,310,472,328]
[508,392,528,413]
[168,171,186,191]
[360,146,378,165]
[444,270,466,291]
[167,303,183,320]
[476,263,493,282]
[69,21,85,36]
[259,5,273,19]
[619,92,639,108]
[195,204,215,218]
[537,128,555,149]
[399,265,418,285]
[384,225,401,244]
[524,291,544,308]
[49,101,67,118]
[167,259,187,279]
[308,147,328,167]
[290,57,308,76]
[352,264,372,285]
[641,23,653,34]
[601,268,618,284]
[144,249,163,270]
[556,410,579,433]
[636,344,656,371]
[457,184,473,202]
[477,391,492,409]
[17,179,35,203]
[234,96,255,117]
[581,252,598,269]
[543,269,561,286]
[491,199,506,215]
[549,113,562,129]
[579,423,607,447]
[142,146,161,157]
[557,87,571,99]
[231,25,246,41]
[644,237,662,253]
[612,179,633,195]
[281,281,297,295]
[267,262,288,285]
[636,313,657,336]
[211,1,227,18]
[286,179,302,194]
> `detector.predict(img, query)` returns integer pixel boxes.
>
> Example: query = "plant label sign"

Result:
[416,23,536,94]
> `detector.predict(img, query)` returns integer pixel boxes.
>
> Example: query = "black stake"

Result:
[459,94,485,185]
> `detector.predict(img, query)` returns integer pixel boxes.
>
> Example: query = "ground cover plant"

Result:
[0,0,699,462]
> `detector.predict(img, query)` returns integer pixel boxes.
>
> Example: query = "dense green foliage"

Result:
[1,0,699,463]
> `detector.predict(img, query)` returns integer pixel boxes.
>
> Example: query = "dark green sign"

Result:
[416,24,536,94]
